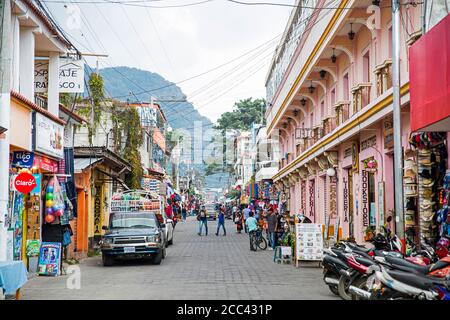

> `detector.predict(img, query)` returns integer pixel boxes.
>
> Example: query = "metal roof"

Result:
[74,158,102,172]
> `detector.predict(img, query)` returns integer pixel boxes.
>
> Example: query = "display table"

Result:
[0,261,28,299]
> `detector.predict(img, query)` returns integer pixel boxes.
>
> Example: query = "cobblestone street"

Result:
[22,218,337,300]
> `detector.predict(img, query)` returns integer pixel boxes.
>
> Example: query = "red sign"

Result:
[33,155,58,172]
[14,173,37,194]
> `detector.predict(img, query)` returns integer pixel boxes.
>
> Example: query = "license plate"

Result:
[124,247,135,253]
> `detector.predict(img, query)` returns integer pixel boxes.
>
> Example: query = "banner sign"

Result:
[12,151,34,168]
[14,173,37,194]
[37,242,61,276]
[33,113,64,159]
[26,239,41,257]
[34,58,85,93]
[295,223,323,263]
[58,58,84,93]
[33,155,58,173]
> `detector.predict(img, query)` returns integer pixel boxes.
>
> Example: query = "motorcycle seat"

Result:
[386,269,447,291]
[385,255,430,275]
[429,259,450,273]
[354,255,376,267]
[348,243,372,254]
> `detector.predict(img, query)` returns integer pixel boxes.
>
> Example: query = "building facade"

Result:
[265,0,426,243]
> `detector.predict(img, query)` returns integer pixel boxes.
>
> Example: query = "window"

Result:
[321,101,325,118]
[343,73,349,100]
[363,51,370,83]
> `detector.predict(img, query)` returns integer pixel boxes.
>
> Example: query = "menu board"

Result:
[295,223,324,263]
[37,242,61,276]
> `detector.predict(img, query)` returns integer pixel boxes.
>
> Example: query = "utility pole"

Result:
[392,0,405,245]
[0,0,11,261]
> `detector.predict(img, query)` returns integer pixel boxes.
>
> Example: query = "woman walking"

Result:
[235,210,243,233]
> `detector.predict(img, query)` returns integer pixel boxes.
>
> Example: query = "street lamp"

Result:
[348,23,355,40]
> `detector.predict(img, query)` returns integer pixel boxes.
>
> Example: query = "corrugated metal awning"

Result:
[74,158,102,172]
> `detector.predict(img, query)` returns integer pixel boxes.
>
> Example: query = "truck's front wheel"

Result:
[152,249,163,265]
[102,254,115,267]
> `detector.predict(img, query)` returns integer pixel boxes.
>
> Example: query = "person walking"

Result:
[235,210,243,233]
[197,205,208,236]
[182,206,187,222]
[242,205,251,233]
[266,208,278,250]
[216,206,226,236]
[245,212,258,251]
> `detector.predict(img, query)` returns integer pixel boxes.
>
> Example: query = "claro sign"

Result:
[14,173,37,194]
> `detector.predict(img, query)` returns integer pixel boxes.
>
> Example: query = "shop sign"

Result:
[363,157,378,173]
[33,113,64,159]
[361,170,369,227]
[26,239,41,257]
[329,176,337,219]
[33,155,58,173]
[94,185,102,236]
[343,177,349,222]
[34,58,85,93]
[12,151,34,168]
[301,180,306,213]
[14,172,37,194]
[31,174,41,194]
[37,242,61,276]
[309,179,315,218]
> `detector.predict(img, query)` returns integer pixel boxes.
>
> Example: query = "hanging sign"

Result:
[34,58,85,93]
[343,177,349,222]
[361,170,369,227]
[363,157,378,172]
[12,151,35,168]
[33,155,59,173]
[59,58,85,93]
[33,113,64,159]
[37,242,61,276]
[14,172,37,194]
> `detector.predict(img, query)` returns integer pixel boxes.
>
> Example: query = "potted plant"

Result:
[363,226,376,242]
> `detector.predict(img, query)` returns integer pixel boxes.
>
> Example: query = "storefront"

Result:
[408,14,450,252]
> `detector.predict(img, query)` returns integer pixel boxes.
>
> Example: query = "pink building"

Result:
[265,0,425,243]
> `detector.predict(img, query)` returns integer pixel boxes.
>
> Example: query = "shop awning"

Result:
[410,13,450,132]
[74,158,102,172]
[255,167,278,182]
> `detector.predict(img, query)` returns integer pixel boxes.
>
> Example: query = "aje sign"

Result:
[14,173,37,194]
[34,58,84,93]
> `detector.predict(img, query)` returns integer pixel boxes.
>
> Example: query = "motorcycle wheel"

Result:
[338,275,352,300]
[351,276,369,300]
[329,285,339,296]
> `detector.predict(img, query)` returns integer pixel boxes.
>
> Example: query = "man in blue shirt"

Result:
[216,206,226,236]
[245,212,258,251]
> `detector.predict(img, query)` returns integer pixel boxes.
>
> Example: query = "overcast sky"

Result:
[45,0,293,122]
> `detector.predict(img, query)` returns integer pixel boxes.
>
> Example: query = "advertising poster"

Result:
[33,113,64,159]
[26,240,41,257]
[37,242,61,276]
[295,223,324,263]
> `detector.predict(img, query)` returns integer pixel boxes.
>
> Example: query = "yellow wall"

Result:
[10,100,32,150]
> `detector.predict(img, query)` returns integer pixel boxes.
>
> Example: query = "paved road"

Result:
[22,217,337,300]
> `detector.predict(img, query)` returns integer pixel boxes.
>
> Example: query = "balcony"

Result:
[351,83,372,113]
[322,116,337,136]
[334,101,351,126]
[374,59,392,96]
[34,94,48,109]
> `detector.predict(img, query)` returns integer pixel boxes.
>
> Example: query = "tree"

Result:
[215,98,266,131]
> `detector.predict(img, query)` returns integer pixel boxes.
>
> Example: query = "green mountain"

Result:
[91,66,213,131]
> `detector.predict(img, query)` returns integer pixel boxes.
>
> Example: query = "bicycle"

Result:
[250,228,268,251]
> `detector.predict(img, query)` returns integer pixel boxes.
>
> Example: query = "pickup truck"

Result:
[100,211,166,266]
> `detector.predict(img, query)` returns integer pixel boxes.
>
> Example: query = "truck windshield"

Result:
[110,213,157,229]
